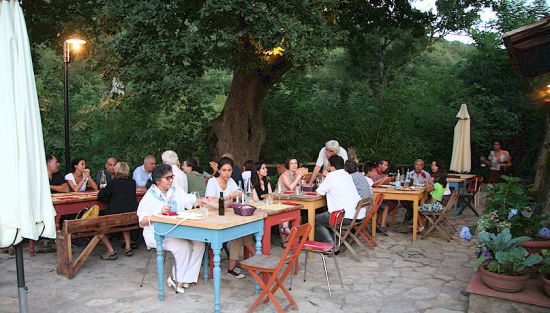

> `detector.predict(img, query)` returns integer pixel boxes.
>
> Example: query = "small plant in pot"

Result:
[473,228,542,293]
[539,249,550,297]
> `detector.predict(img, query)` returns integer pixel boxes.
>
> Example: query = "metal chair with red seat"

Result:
[240,224,311,313]
[297,209,345,298]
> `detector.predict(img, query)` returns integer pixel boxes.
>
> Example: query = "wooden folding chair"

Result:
[421,192,460,241]
[353,193,385,249]
[457,176,483,216]
[335,197,372,262]
[240,224,311,313]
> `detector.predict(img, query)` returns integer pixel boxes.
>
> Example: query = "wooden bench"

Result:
[56,212,140,279]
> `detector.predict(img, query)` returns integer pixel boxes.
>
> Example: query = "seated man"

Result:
[369,159,393,187]
[47,154,68,193]
[95,156,117,187]
[402,159,434,222]
[407,159,433,186]
[132,155,157,188]
[315,155,361,246]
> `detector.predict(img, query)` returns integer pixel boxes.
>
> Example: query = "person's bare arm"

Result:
[67,176,85,192]
[281,172,302,191]
[87,177,98,190]
[51,183,69,193]
[308,165,321,185]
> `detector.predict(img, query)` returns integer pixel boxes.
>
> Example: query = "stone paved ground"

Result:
[0,210,479,313]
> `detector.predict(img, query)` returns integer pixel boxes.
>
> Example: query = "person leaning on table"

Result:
[205,157,256,279]
[65,157,98,192]
[137,164,205,294]
[308,140,349,185]
[315,155,362,248]
[133,155,157,188]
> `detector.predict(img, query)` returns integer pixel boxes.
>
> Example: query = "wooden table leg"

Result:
[371,210,377,238]
[262,218,272,256]
[307,206,316,241]
[412,197,419,241]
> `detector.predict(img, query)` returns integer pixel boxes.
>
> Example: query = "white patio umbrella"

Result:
[450,103,471,173]
[0,1,56,311]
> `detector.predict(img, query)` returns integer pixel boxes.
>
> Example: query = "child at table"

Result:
[417,172,447,231]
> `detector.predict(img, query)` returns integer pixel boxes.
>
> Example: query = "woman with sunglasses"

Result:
[137,164,205,294]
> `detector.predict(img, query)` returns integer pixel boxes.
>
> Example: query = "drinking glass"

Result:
[200,204,208,218]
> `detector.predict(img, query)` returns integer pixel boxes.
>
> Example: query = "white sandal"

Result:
[167,276,185,294]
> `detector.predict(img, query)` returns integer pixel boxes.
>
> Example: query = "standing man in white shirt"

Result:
[133,155,157,187]
[315,155,361,246]
[308,140,348,185]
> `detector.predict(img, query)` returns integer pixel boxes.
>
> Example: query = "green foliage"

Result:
[474,229,541,275]
[539,249,550,277]
[484,176,532,213]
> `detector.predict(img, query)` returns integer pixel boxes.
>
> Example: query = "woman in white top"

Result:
[480,140,512,184]
[65,157,98,192]
[161,150,188,193]
[137,164,205,294]
[205,157,255,279]
[241,159,254,190]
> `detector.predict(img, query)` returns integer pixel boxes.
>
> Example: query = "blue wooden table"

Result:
[151,210,265,313]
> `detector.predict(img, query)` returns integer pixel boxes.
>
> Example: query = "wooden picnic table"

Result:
[267,192,327,242]
[372,187,425,241]
[30,188,147,257]
[254,203,302,255]
[51,188,146,229]
[150,209,266,313]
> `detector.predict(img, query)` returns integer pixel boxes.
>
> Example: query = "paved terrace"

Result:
[0,212,478,313]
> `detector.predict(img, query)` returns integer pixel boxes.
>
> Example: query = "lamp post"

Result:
[63,38,86,173]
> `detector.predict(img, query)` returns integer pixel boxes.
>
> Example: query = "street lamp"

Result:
[63,37,86,173]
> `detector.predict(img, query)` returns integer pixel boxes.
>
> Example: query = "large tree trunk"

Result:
[208,58,291,166]
[534,109,550,215]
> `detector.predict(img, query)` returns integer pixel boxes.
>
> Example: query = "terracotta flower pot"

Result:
[521,239,550,256]
[542,274,550,298]
[479,266,529,293]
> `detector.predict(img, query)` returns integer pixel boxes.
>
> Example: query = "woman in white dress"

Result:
[65,157,98,192]
[137,164,205,294]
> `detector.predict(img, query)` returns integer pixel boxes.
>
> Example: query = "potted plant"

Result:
[539,249,550,297]
[473,228,542,293]
[474,176,550,255]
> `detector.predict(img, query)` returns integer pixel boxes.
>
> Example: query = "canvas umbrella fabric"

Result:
[0,1,56,311]
[450,103,471,173]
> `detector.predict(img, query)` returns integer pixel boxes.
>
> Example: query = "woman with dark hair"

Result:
[65,157,98,192]
[251,162,273,201]
[182,156,207,195]
[205,157,255,279]
[480,140,512,184]
[277,157,303,192]
[430,159,446,174]
[137,164,205,293]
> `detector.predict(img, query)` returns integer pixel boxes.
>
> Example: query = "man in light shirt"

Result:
[308,140,348,185]
[133,155,157,187]
[315,155,361,246]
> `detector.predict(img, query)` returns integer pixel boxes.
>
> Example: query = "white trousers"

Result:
[160,237,205,283]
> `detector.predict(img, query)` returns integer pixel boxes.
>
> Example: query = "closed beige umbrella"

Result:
[450,103,471,173]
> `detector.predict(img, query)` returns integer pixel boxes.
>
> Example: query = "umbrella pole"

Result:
[15,243,29,313]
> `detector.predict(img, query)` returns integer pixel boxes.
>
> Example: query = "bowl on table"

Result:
[230,203,257,216]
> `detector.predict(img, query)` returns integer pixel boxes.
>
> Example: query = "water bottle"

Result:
[100,170,107,189]
[218,192,225,216]
[245,181,253,203]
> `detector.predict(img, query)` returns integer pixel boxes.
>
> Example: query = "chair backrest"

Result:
[276,164,286,175]
[441,191,460,213]
[282,224,311,267]
[466,176,483,193]
[328,209,345,227]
